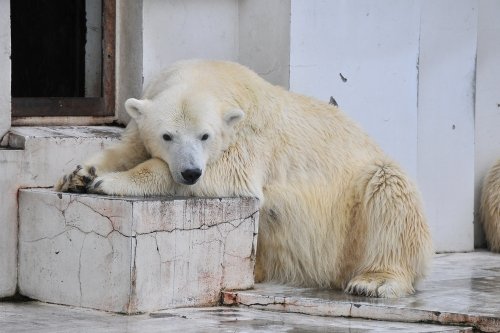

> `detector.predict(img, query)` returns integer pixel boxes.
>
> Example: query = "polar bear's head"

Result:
[125,88,244,185]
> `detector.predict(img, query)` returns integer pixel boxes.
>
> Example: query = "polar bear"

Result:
[481,159,500,252]
[55,60,433,298]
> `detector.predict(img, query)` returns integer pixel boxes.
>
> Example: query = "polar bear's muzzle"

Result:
[180,168,202,185]
[167,140,206,185]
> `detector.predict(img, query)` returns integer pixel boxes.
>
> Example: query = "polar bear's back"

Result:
[142,60,269,100]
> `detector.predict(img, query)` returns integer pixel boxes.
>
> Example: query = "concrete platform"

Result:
[223,252,500,332]
[18,188,259,313]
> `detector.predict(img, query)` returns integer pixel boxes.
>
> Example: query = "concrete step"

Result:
[0,126,122,298]
[223,252,500,333]
[3,126,123,149]
[18,188,259,314]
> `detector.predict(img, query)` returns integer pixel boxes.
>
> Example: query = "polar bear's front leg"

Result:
[87,158,174,196]
[55,121,150,193]
[54,141,149,193]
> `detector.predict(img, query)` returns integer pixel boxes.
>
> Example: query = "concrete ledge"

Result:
[223,252,500,333]
[18,189,259,313]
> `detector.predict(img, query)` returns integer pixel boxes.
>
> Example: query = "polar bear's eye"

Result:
[162,134,172,141]
[201,134,210,141]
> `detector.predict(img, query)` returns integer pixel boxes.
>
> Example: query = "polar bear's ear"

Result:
[125,98,148,119]
[223,108,245,127]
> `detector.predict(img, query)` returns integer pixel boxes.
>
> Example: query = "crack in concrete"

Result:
[127,237,138,314]
[153,233,162,288]
[22,229,70,243]
[133,210,259,237]
[72,198,127,236]
[78,234,87,307]
[53,192,259,238]
[27,201,258,242]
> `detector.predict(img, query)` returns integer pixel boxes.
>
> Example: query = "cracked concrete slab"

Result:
[18,189,259,313]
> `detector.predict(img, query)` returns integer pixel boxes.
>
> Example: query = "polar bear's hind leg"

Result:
[346,161,433,298]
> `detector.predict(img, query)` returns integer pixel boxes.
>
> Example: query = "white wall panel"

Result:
[417,0,477,252]
[142,0,239,85]
[239,0,291,88]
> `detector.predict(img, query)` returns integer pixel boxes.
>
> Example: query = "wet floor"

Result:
[0,302,470,332]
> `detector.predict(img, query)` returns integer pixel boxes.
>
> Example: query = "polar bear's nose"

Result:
[181,168,202,184]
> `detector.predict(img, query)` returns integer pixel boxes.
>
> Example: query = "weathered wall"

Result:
[238,0,291,88]
[141,0,290,88]
[142,0,239,86]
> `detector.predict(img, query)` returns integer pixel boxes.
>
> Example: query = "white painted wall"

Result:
[142,0,290,88]
[290,0,420,179]
[142,0,239,86]
[238,0,291,88]
[0,0,10,138]
[417,0,477,252]
[475,0,500,247]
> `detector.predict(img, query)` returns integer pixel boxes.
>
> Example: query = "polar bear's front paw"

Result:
[345,272,414,298]
[87,175,118,195]
[54,165,98,193]
[87,174,127,196]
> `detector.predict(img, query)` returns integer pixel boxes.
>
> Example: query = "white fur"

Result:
[55,60,433,298]
[481,159,500,252]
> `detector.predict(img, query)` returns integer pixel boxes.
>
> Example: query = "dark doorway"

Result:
[11,0,86,98]
[10,0,115,118]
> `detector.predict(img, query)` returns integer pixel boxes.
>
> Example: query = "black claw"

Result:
[75,185,87,193]
[73,165,82,175]
[69,185,87,193]
[63,175,67,182]
[89,166,96,176]
[82,176,92,184]
[94,180,103,189]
